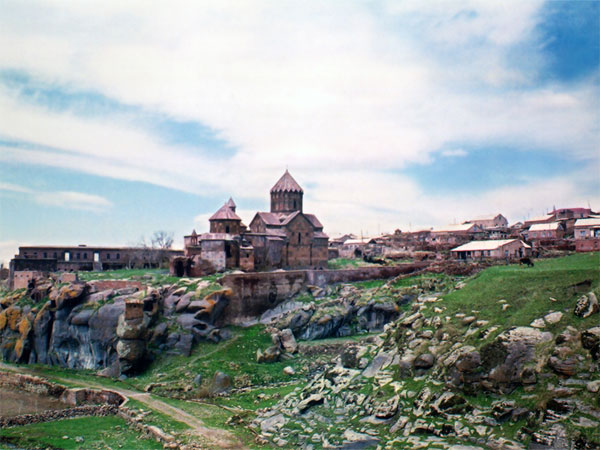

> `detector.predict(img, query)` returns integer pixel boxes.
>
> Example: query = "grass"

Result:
[130,325,309,394]
[327,258,378,270]
[124,398,191,434]
[0,415,162,450]
[427,252,600,346]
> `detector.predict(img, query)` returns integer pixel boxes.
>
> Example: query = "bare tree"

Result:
[151,231,174,249]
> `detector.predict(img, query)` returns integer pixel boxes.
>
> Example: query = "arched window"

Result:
[226,225,230,233]
[298,232,301,244]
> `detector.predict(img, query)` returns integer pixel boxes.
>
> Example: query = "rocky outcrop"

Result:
[574,292,599,318]
[0,278,232,372]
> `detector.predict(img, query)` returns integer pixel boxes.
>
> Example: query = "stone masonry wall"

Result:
[219,263,428,325]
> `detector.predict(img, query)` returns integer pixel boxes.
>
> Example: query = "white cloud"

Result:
[0,182,113,213]
[0,1,598,236]
[0,240,20,266]
[440,149,467,158]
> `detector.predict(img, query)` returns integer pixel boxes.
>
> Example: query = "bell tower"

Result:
[270,170,303,214]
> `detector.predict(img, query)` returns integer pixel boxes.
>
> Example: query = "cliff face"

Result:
[0,277,231,375]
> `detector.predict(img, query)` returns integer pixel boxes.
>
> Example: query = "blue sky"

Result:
[0,0,598,263]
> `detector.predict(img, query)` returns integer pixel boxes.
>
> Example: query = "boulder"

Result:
[297,393,324,413]
[150,322,168,344]
[278,328,298,353]
[116,315,147,340]
[544,311,563,325]
[414,353,435,370]
[431,392,467,414]
[175,294,192,313]
[455,351,481,373]
[547,356,578,377]
[53,283,87,310]
[116,339,145,362]
[341,346,360,369]
[70,309,94,326]
[257,345,281,363]
[210,371,232,394]
[481,327,552,390]
[581,326,600,360]
[574,292,599,318]
[175,333,193,356]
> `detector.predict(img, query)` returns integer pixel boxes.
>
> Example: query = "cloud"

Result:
[0,1,597,236]
[0,240,20,266]
[0,182,112,212]
[440,149,467,158]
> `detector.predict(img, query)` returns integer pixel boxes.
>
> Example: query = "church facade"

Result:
[177,171,328,275]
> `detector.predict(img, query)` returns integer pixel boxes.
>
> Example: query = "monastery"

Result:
[175,170,328,275]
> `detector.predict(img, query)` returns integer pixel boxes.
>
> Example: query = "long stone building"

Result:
[177,170,328,275]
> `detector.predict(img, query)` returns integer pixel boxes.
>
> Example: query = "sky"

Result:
[0,0,599,264]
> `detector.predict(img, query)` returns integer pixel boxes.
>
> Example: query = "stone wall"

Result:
[0,371,125,406]
[89,280,144,292]
[219,263,428,325]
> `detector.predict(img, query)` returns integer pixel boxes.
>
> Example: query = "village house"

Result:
[451,239,531,261]
[464,214,508,229]
[574,218,600,252]
[177,170,329,275]
[523,214,556,229]
[527,222,565,241]
[428,223,481,246]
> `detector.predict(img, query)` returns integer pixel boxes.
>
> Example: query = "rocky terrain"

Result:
[252,256,600,449]
[0,275,232,377]
[1,253,599,449]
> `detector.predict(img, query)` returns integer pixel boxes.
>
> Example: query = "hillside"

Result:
[1,253,598,449]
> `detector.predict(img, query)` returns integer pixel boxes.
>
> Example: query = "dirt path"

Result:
[0,363,246,449]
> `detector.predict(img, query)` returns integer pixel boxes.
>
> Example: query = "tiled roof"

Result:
[451,239,530,252]
[304,213,323,229]
[270,170,303,193]
[209,204,241,221]
[256,212,284,226]
[226,197,236,209]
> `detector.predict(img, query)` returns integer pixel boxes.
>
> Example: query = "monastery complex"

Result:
[175,170,329,276]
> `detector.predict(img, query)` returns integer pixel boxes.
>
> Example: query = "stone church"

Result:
[177,171,328,275]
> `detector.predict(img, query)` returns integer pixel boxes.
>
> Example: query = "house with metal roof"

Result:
[464,213,508,229]
[450,239,531,260]
[528,222,565,240]
[574,218,600,252]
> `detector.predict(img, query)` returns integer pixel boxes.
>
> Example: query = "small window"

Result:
[43,252,47,258]
[116,253,120,260]
[93,252,99,262]
[298,232,301,244]
[76,252,81,260]
[293,200,297,209]
[107,254,110,260]
[53,252,57,258]
[83,253,87,259]
[65,252,70,262]
[225,225,230,233]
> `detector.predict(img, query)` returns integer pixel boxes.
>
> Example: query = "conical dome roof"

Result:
[225,197,236,210]
[209,203,241,221]
[270,170,303,194]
